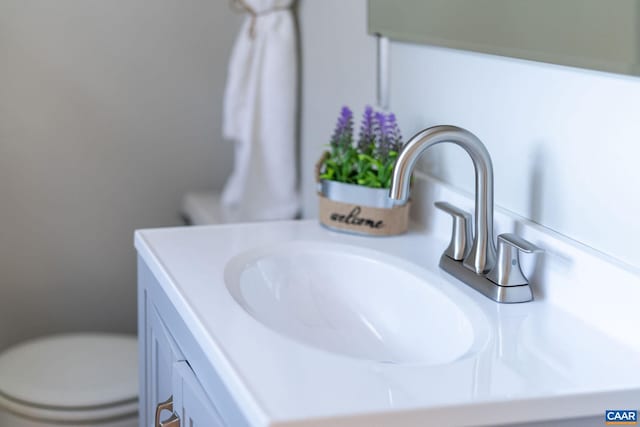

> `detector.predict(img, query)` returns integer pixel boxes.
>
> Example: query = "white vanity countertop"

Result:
[135,219,640,427]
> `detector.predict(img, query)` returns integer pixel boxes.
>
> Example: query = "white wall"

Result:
[300,1,640,269]
[299,0,376,216]
[389,43,640,269]
[0,1,241,350]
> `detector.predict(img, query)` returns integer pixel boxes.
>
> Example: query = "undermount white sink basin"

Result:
[225,241,484,364]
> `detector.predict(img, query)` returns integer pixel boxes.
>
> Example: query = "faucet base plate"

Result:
[439,255,533,303]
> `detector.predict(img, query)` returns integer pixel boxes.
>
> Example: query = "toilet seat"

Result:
[0,333,138,423]
[181,191,224,225]
[0,393,137,423]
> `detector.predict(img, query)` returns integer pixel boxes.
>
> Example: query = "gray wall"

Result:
[300,0,640,269]
[0,1,241,350]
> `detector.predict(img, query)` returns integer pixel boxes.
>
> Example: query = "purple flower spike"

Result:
[374,111,386,138]
[331,106,354,150]
[386,113,403,153]
[374,112,403,159]
[358,106,376,153]
[374,112,389,158]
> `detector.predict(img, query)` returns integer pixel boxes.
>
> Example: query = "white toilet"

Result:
[0,333,138,427]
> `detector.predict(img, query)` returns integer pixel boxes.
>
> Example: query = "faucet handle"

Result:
[434,201,473,261]
[487,233,543,286]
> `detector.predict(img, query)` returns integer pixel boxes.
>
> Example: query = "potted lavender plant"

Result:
[316,106,410,236]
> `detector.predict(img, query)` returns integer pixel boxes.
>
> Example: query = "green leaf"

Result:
[319,169,335,180]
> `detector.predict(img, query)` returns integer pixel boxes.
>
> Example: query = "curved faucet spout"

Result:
[389,125,497,274]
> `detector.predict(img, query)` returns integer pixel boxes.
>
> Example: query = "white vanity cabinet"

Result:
[138,258,249,427]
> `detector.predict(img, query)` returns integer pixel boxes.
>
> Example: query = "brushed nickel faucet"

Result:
[389,125,540,303]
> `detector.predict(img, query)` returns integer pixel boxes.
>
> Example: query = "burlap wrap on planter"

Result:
[318,194,410,236]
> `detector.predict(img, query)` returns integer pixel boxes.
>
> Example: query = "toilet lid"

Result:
[0,333,138,409]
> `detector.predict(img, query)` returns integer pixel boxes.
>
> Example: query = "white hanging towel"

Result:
[221,0,299,222]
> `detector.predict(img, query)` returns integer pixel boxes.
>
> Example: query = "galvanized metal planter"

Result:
[315,152,410,236]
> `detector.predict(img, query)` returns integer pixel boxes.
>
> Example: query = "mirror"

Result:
[368,0,640,77]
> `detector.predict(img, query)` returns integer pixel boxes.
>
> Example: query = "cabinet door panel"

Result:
[147,303,185,426]
[173,361,225,427]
